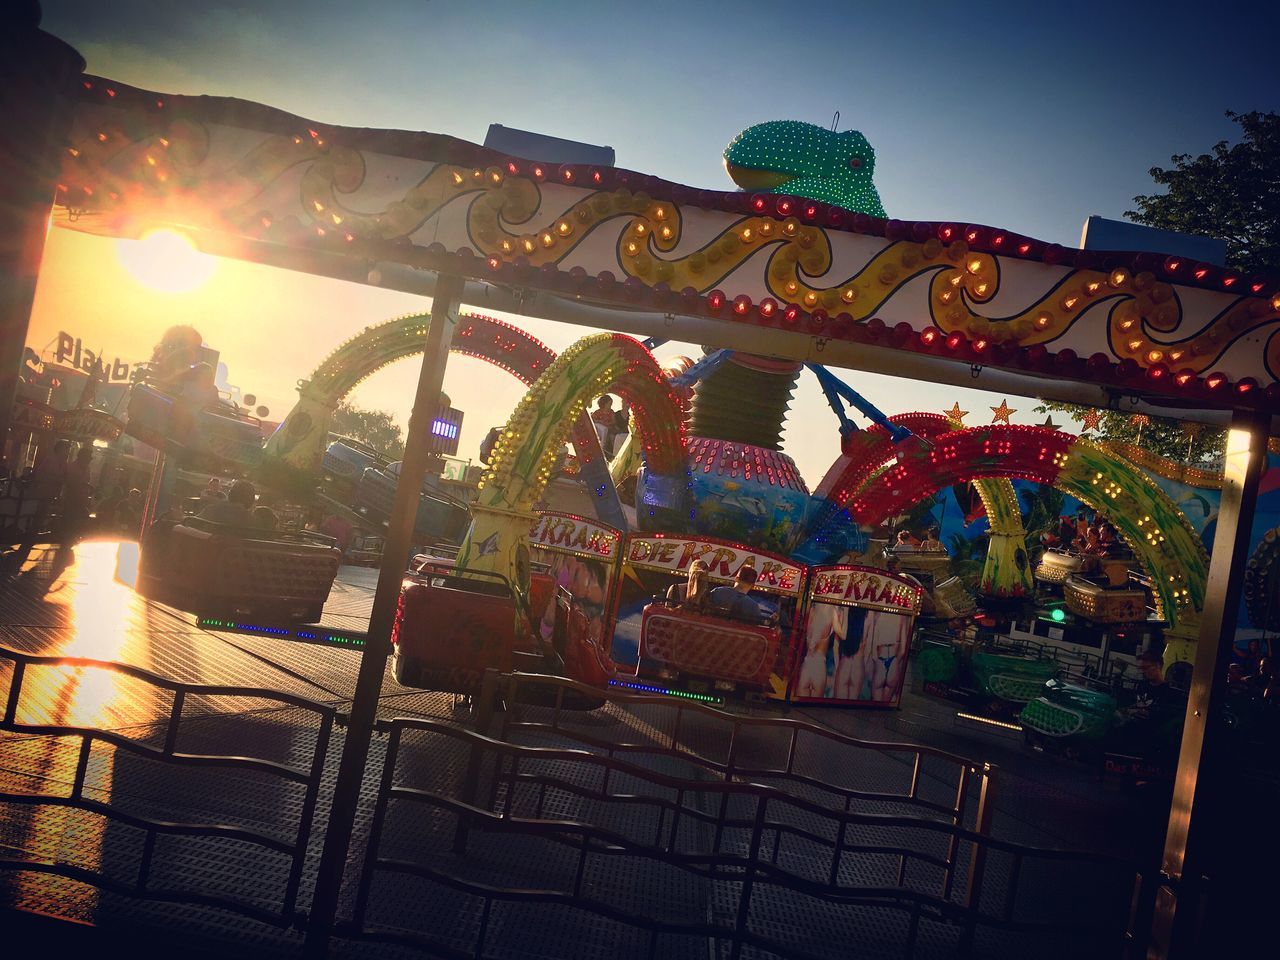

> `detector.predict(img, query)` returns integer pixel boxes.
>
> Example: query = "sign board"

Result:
[530,512,622,560]
[55,408,124,442]
[528,512,623,646]
[50,331,140,382]
[623,534,803,597]
[790,564,922,708]
[809,566,923,614]
[441,456,469,483]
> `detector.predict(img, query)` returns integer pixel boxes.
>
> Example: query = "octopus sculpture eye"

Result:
[848,156,864,170]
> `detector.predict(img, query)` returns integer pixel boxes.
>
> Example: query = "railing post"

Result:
[959,762,996,956]
[1150,410,1268,959]
[304,275,463,958]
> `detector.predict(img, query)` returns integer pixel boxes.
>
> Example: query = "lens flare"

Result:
[116,229,216,292]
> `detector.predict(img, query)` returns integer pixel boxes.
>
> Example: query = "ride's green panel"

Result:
[916,643,958,683]
[1020,680,1117,740]
[970,652,1057,703]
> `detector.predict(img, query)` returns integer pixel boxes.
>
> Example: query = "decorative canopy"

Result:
[56,78,1280,419]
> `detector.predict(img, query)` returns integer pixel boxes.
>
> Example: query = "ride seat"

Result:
[638,603,780,688]
[139,519,340,621]
[391,569,520,692]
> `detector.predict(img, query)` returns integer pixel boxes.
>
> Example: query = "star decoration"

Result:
[944,402,968,425]
[990,400,1016,424]
[1039,416,1060,431]
[1079,409,1103,432]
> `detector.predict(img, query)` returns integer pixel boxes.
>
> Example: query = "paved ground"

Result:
[0,539,1149,958]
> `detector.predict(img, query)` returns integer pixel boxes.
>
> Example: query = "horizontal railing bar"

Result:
[0,859,298,928]
[503,724,959,818]
[0,645,336,717]
[383,721,1132,867]
[0,724,318,784]
[372,854,956,933]
[386,782,1130,900]
[481,771,956,873]
[0,792,300,854]
[370,842,1126,941]
[498,671,980,767]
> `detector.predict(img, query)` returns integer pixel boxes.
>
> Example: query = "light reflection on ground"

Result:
[3,540,157,909]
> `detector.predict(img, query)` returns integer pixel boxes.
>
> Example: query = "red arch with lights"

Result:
[839,424,1207,634]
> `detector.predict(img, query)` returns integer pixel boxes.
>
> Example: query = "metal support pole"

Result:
[304,274,463,956]
[1148,410,1268,959]
[0,8,84,442]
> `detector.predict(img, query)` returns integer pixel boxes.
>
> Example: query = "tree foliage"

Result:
[330,401,404,460]
[1033,402,1225,464]
[1127,111,1280,276]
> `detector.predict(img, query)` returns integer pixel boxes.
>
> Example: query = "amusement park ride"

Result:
[11,55,1280,953]
[52,83,1268,712]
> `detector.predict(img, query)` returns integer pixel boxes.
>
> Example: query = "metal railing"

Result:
[342,712,1140,959]
[0,645,336,929]
[330,671,1141,958]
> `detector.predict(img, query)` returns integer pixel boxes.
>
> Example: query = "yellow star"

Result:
[990,399,1016,424]
[944,402,968,425]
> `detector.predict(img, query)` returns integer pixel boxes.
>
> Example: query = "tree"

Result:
[1126,111,1280,276]
[1033,402,1225,464]
[330,401,404,461]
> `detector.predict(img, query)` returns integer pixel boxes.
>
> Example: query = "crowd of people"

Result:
[892,527,946,552]
[1041,509,1124,558]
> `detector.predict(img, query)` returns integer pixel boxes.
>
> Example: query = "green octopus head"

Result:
[723,120,886,217]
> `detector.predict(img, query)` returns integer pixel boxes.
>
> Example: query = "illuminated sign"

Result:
[808,565,923,615]
[428,406,464,457]
[623,534,803,596]
[529,512,622,560]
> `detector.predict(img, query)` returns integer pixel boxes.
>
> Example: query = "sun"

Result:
[115,229,217,292]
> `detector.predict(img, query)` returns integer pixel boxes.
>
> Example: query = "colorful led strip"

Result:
[196,617,368,650]
[608,678,724,706]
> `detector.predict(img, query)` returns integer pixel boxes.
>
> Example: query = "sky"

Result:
[27,0,1280,485]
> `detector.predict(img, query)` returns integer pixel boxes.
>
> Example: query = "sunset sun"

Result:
[115,228,217,292]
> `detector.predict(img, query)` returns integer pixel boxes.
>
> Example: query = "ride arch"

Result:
[261,310,607,491]
[456,333,687,589]
[842,424,1208,638]
[807,413,1033,596]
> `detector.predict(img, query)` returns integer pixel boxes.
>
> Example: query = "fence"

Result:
[0,647,1144,958]
[335,671,1142,960]
[0,645,335,929]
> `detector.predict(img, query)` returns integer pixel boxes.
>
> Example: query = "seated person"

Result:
[666,559,711,613]
[709,565,763,623]
[920,528,945,552]
[894,529,920,549]
[251,505,278,531]
[198,479,256,526]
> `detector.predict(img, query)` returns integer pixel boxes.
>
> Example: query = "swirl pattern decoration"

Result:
[55,78,1280,412]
